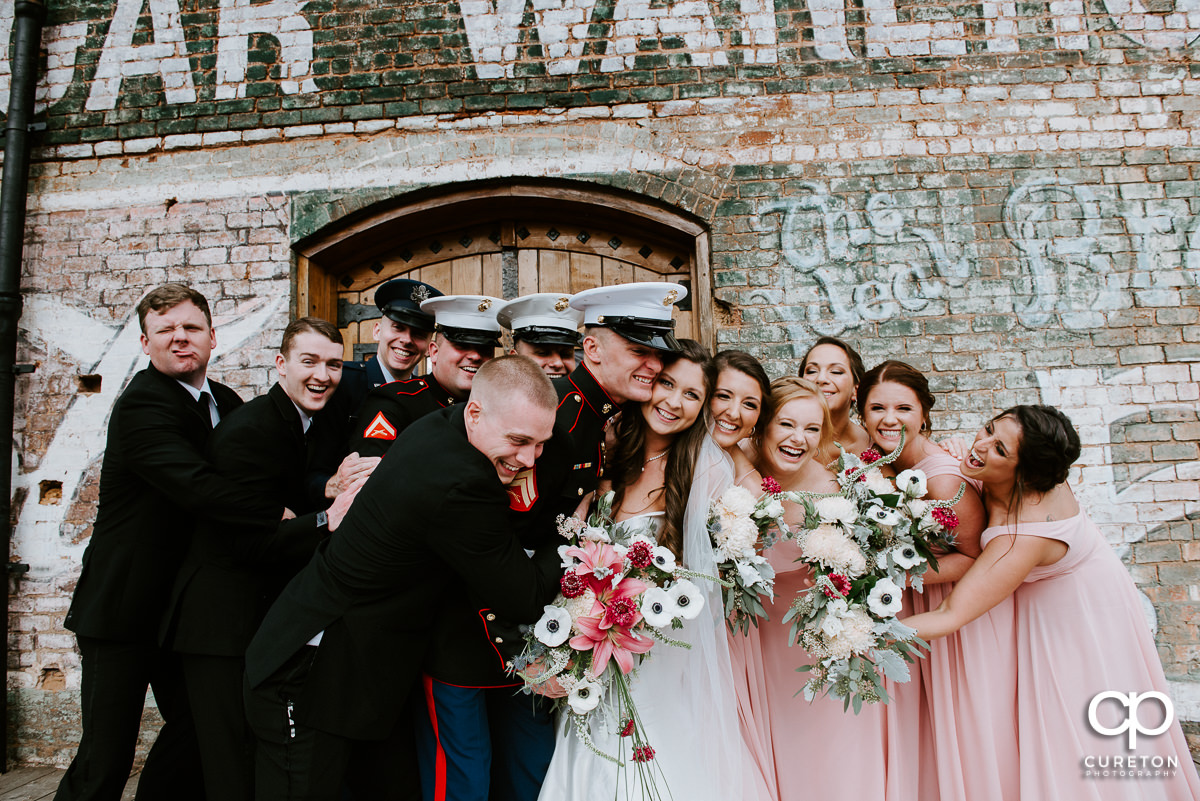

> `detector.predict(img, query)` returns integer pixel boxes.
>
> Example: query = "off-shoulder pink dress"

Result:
[889,451,1020,801]
[984,511,1200,799]
[759,537,888,798]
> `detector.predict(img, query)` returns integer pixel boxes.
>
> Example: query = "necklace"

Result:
[641,450,668,472]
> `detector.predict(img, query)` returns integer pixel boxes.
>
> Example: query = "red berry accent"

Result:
[761,476,783,495]
[604,597,639,629]
[860,448,882,464]
[619,719,635,737]
[632,745,656,762]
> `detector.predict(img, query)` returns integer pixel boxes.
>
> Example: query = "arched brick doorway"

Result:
[293,181,714,356]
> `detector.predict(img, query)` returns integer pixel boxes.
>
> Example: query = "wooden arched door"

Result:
[294,183,712,358]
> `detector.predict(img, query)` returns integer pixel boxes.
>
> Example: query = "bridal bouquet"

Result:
[784,430,963,712]
[707,477,789,635]
[509,492,709,792]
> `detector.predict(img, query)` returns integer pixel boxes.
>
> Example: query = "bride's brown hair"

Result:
[609,339,715,560]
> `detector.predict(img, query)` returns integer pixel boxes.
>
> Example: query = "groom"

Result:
[556,282,687,496]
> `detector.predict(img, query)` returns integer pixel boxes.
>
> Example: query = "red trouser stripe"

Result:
[423,675,448,801]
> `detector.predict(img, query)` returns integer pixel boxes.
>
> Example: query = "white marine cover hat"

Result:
[496,293,584,348]
[570,282,687,352]
[419,294,503,348]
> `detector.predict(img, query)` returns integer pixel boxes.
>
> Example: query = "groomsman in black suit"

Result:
[555,282,687,498]
[349,294,502,458]
[163,317,360,801]
[244,356,565,801]
[308,278,443,503]
[56,284,273,801]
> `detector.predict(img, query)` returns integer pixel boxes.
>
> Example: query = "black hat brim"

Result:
[382,306,436,332]
[513,327,583,348]
[438,326,502,349]
[603,320,681,353]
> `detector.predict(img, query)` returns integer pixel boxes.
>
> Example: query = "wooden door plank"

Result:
[481,252,504,298]
[601,258,632,286]
[517,250,538,296]
[570,253,602,293]
[451,255,483,295]
[539,250,570,293]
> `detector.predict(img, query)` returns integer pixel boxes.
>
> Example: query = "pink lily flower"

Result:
[570,612,654,675]
[566,540,626,594]
[569,573,654,675]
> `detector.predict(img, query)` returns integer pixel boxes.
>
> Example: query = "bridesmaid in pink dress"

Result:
[904,405,1200,800]
[856,360,1014,801]
[709,351,777,801]
[798,336,872,458]
[753,377,889,799]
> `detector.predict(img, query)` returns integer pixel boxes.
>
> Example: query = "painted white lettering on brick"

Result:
[1004,178,1121,329]
[0,17,88,114]
[216,0,319,98]
[864,0,966,57]
[758,183,969,336]
[85,0,197,111]
[1102,0,1200,50]
[462,0,776,78]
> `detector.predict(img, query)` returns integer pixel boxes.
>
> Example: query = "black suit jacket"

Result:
[164,383,330,657]
[64,365,275,644]
[245,405,563,739]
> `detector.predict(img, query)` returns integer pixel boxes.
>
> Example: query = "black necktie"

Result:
[197,391,213,429]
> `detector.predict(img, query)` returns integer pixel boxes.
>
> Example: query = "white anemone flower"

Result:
[568,678,603,714]
[667,579,705,620]
[891,543,924,569]
[533,605,573,647]
[640,587,677,627]
[815,496,858,525]
[867,578,904,617]
[758,498,785,519]
[895,469,928,498]
[558,544,580,570]
[867,505,903,528]
[651,546,677,573]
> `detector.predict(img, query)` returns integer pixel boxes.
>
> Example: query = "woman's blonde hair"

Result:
[757,376,836,464]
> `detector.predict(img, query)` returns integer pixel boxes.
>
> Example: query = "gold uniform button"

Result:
[573,394,581,401]
[486,613,496,622]
[494,637,503,644]
[577,488,584,496]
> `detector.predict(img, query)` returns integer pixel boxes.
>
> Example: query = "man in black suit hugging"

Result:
[57,284,274,801]
[245,355,565,801]
[164,317,361,801]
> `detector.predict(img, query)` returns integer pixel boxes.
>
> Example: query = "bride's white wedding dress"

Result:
[537,438,756,801]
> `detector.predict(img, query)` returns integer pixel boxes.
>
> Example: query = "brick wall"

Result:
[4,0,1198,764]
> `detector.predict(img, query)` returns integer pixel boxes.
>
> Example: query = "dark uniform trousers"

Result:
[56,366,272,801]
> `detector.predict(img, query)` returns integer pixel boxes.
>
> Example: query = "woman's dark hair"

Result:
[856,360,936,434]
[714,350,773,426]
[609,339,715,559]
[798,336,866,386]
[1003,404,1081,494]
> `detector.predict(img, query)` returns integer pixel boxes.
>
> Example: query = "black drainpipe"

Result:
[0,0,46,773]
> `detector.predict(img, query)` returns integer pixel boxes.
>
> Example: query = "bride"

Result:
[538,340,750,800]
